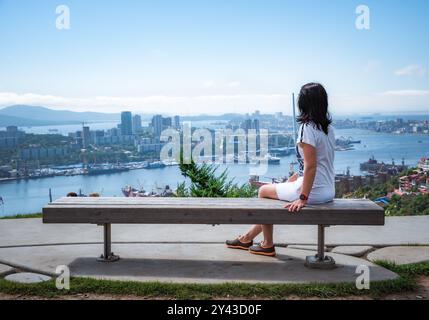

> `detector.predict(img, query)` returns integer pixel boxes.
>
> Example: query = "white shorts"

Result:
[275,177,335,204]
[275,177,303,202]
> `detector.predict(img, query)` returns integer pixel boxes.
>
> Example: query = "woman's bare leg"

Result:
[288,172,299,182]
[258,184,280,200]
[239,224,262,243]
[261,224,274,247]
[259,184,278,247]
[239,184,278,244]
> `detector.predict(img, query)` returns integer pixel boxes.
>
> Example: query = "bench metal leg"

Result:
[305,225,336,269]
[97,223,120,262]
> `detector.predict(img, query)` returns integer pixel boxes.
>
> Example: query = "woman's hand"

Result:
[284,199,307,212]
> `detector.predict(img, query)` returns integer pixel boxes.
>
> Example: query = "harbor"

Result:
[0,128,428,216]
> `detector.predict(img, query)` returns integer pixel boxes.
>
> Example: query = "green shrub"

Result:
[177,160,257,198]
[385,193,429,216]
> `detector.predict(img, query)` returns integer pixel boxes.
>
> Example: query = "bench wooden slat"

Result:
[43,197,384,226]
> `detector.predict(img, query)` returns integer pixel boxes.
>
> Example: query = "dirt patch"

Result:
[383,276,428,300]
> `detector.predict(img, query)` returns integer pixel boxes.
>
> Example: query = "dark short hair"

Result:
[67,192,78,197]
[297,83,332,134]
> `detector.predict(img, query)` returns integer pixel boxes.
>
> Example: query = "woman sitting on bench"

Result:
[226,83,336,257]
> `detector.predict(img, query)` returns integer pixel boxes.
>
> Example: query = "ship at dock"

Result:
[335,136,361,151]
[360,156,408,174]
[86,164,130,175]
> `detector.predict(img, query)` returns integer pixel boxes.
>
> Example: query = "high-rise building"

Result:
[151,115,163,137]
[6,126,18,134]
[174,115,180,130]
[242,119,253,132]
[121,111,133,136]
[0,126,25,149]
[252,119,260,132]
[151,115,174,137]
[132,114,142,133]
[82,126,91,148]
[241,118,259,132]
[162,117,172,128]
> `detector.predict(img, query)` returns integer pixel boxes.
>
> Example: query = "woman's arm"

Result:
[300,143,317,198]
[285,143,317,212]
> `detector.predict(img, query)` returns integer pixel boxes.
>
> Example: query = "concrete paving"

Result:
[0,263,14,276]
[287,245,328,251]
[1,215,429,248]
[331,246,373,257]
[0,244,397,284]
[4,272,52,284]
[2,216,427,284]
[367,246,429,265]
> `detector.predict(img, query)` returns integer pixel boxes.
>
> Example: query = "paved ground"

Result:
[0,216,428,285]
[0,264,14,276]
[368,246,429,265]
[0,244,397,284]
[1,216,429,248]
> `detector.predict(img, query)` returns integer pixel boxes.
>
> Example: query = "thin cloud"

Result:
[394,65,427,77]
[1,91,428,115]
[381,90,429,96]
[0,92,289,115]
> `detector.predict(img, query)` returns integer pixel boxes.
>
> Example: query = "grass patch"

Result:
[0,213,42,219]
[375,260,429,277]
[1,262,428,299]
[0,277,413,300]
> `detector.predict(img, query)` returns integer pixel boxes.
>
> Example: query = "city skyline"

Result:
[0,0,428,115]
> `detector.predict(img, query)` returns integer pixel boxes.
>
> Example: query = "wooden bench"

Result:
[42,197,384,269]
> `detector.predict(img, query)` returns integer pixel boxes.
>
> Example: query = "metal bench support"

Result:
[97,223,120,262]
[305,225,336,269]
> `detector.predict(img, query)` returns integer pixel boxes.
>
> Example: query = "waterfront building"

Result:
[121,111,133,136]
[93,130,105,145]
[151,115,173,137]
[151,115,163,137]
[82,126,91,148]
[132,114,142,134]
[0,126,25,149]
[18,146,70,160]
[137,141,163,154]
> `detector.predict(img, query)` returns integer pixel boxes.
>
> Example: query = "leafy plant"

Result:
[385,193,429,216]
[177,160,257,198]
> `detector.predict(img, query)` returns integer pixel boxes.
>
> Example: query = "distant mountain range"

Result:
[0,105,248,128]
[0,105,121,127]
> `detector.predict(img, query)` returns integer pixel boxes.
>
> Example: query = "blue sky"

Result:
[0,0,428,115]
